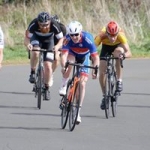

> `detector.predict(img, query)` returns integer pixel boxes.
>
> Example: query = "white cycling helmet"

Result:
[67,21,82,34]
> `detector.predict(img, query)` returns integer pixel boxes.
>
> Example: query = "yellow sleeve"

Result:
[94,35,101,47]
[118,32,128,44]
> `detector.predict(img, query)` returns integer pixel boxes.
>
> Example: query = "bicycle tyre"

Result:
[111,73,118,117]
[69,80,80,131]
[37,68,44,109]
[61,80,71,129]
[104,76,110,119]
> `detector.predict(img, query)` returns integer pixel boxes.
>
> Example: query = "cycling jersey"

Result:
[62,31,98,58]
[0,26,4,49]
[59,22,66,36]
[62,31,98,75]
[25,18,63,45]
[94,27,127,46]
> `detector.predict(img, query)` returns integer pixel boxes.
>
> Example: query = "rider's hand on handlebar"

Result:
[27,44,33,51]
[119,53,125,60]
[54,45,60,52]
[61,67,67,74]
[92,69,97,79]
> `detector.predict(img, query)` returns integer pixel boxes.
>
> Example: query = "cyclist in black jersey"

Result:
[24,12,64,100]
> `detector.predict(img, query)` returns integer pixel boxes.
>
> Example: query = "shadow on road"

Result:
[118,105,150,108]
[122,92,150,96]
[0,90,33,95]
[0,126,62,131]
[11,112,60,117]
[0,105,37,110]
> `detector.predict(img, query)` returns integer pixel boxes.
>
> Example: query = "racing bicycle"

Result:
[101,55,124,119]
[32,49,54,109]
[60,60,98,131]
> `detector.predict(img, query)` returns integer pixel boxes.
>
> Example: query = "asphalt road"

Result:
[0,59,150,150]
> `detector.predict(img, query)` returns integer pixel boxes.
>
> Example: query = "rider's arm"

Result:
[94,35,102,47]
[122,43,132,58]
[91,53,99,67]
[55,36,64,51]
[118,33,132,58]
[0,26,4,68]
[60,50,68,68]
[60,37,70,69]
[24,29,33,50]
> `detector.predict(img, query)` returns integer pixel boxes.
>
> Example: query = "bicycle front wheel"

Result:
[69,80,80,131]
[61,80,71,129]
[111,73,118,117]
[104,76,110,119]
[37,68,44,109]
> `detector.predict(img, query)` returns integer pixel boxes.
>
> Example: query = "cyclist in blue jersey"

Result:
[59,21,99,123]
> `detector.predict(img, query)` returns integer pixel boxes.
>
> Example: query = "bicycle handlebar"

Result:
[64,61,98,75]
[32,48,54,52]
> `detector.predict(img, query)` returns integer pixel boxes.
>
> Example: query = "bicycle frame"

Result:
[102,55,123,118]
[33,49,54,109]
[105,57,117,97]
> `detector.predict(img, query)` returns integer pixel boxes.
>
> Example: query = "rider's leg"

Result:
[29,50,39,83]
[43,52,54,100]
[113,47,124,92]
[44,61,53,87]
[50,51,60,87]
[99,60,107,95]
[99,60,107,110]
[52,50,60,72]
[59,54,75,96]
[29,36,40,83]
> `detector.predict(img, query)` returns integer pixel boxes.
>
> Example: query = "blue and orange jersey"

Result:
[62,31,98,58]
[94,27,128,46]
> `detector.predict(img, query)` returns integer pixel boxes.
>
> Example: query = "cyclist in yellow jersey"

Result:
[94,21,132,110]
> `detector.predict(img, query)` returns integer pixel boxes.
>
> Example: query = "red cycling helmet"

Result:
[106,21,119,35]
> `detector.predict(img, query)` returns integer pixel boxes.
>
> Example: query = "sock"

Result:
[117,79,122,82]
[62,77,69,86]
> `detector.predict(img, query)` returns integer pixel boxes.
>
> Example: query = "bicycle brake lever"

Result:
[120,59,123,68]
[94,65,98,76]
[64,61,70,71]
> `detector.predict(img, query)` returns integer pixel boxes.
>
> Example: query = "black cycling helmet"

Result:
[51,15,60,23]
[37,12,50,23]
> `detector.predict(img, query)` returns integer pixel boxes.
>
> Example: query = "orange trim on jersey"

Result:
[91,52,98,57]
[71,47,89,53]
[80,72,89,77]
[61,49,68,53]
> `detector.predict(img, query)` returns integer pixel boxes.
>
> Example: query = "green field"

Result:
[1,0,150,65]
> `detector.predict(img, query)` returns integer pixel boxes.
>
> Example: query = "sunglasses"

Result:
[107,32,118,37]
[70,33,80,37]
[39,23,49,27]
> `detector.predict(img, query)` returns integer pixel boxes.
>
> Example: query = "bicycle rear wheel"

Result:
[61,80,71,129]
[104,76,110,119]
[37,68,44,109]
[69,80,80,131]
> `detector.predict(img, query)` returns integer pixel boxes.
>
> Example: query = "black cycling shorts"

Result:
[100,44,120,60]
[30,32,55,62]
